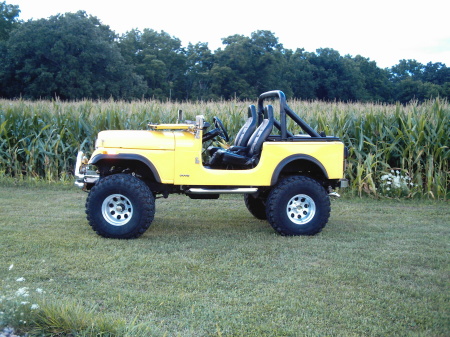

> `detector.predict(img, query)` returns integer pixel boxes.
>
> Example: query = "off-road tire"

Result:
[244,194,267,220]
[85,174,155,239]
[266,176,330,236]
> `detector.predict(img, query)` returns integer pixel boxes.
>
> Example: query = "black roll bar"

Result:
[257,90,320,140]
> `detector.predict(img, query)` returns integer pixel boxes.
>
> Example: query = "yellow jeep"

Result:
[75,90,348,238]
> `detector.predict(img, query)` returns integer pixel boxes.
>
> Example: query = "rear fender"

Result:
[271,154,328,185]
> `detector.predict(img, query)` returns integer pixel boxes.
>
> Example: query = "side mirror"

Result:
[195,115,204,129]
[195,115,205,138]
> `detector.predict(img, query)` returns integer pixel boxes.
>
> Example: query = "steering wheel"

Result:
[202,116,229,142]
[202,128,220,142]
[213,116,229,142]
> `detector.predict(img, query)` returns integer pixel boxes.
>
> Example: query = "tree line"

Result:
[1,3,449,102]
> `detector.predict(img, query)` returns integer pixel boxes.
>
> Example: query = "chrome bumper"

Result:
[74,151,99,189]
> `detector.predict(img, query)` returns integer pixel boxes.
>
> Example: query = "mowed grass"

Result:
[1,184,449,336]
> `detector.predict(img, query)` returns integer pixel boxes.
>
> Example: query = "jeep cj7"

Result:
[75,90,348,238]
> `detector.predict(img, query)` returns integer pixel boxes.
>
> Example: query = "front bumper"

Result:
[74,151,99,190]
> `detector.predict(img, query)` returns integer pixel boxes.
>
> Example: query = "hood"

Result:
[95,130,175,150]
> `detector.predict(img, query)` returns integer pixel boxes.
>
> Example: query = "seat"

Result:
[234,105,258,147]
[209,105,274,169]
[208,105,257,156]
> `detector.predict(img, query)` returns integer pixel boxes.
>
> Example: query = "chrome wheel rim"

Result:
[286,194,316,225]
[101,194,133,226]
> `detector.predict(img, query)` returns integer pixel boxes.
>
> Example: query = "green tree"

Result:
[0,1,20,41]
[390,59,424,82]
[209,64,250,100]
[285,48,318,99]
[185,42,214,100]
[308,48,365,101]
[213,30,290,99]
[422,62,450,85]
[119,29,186,100]
[352,55,392,102]
[250,30,292,97]
[394,78,444,103]
[1,11,146,99]
[0,1,20,96]
[213,34,253,99]
[390,60,450,102]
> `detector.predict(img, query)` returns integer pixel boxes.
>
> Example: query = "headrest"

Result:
[263,105,274,120]
[247,105,257,119]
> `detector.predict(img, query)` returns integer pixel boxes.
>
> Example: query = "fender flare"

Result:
[271,154,328,185]
[90,154,161,183]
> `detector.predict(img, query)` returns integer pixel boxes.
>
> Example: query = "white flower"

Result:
[391,170,394,173]
[396,170,400,175]
[15,287,29,297]
[20,301,29,305]
[381,175,390,181]
[16,277,25,282]
[31,304,39,310]
[393,176,401,188]
[36,288,44,294]
[9,264,14,271]
[386,187,390,191]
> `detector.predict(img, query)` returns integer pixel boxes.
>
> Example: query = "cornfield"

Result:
[0,98,448,199]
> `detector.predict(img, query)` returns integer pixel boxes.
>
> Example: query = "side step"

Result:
[187,188,258,195]
[328,192,341,198]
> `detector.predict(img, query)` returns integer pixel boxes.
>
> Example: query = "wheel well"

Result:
[271,157,328,185]
[91,154,161,183]
[95,159,158,183]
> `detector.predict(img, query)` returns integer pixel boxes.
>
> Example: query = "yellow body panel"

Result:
[173,133,344,186]
[95,130,175,150]
[90,130,176,184]
[148,123,195,130]
[90,128,344,187]
[90,148,175,184]
[264,141,345,179]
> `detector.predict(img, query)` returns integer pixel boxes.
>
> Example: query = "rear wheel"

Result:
[86,174,155,239]
[244,194,267,220]
[266,176,330,236]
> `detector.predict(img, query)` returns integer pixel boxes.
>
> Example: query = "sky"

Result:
[9,0,450,69]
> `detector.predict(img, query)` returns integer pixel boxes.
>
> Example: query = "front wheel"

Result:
[266,176,330,236]
[85,174,155,239]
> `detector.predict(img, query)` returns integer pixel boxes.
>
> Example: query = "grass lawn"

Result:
[0,184,449,336]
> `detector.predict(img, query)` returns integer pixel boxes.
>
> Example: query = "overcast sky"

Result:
[10,0,450,68]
